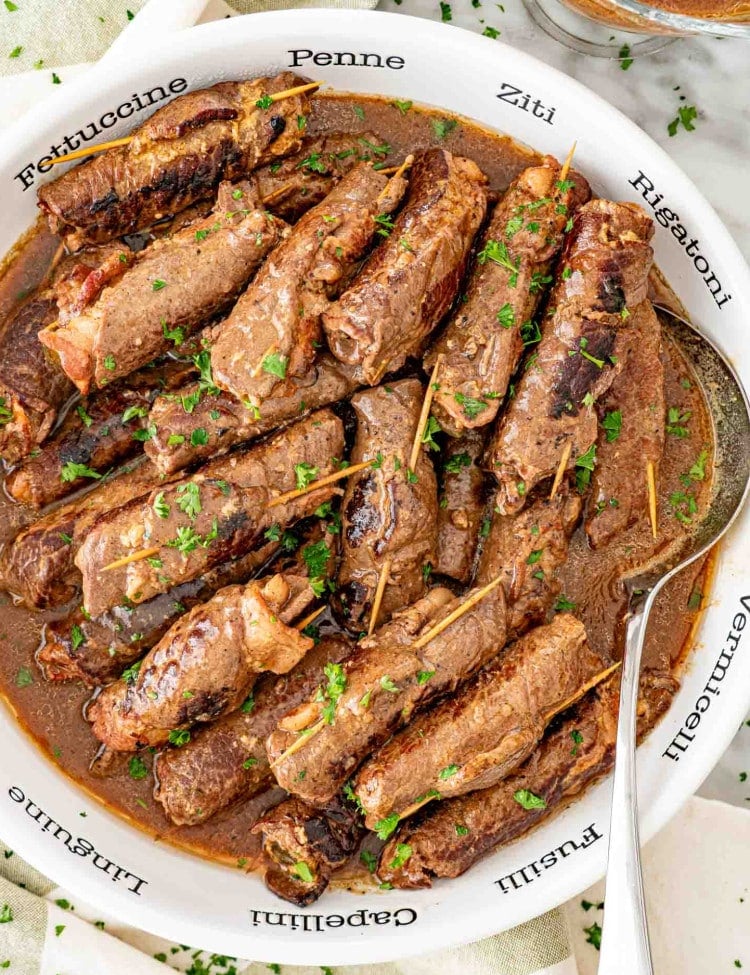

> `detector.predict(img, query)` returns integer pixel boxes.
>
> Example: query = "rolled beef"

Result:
[333,379,438,634]
[353,614,603,829]
[426,158,590,436]
[323,148,489,384]
[37,72,311,249]
[486,200,654,514]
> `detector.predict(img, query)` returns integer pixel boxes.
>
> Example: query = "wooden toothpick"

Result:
[102,545,161,573]
[646,460,658,539]
[368,558,393,637]
[549,442,572,501]
[266,460,373,509]
[408,354,443,474]
[412,574,504,651]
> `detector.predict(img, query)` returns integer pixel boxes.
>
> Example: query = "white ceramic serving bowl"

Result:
[1,10,749,966]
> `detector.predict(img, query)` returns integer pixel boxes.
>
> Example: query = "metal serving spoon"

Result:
[598,306,750,975]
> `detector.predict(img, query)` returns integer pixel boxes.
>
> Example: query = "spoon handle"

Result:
[598,602,655,975]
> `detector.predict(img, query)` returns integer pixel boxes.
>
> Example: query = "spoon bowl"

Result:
[598,304,750,974]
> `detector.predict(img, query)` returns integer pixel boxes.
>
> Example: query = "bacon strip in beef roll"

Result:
[486,199,655,515]
[37,73,312,250]
[323,148,488,384]
[425,158,590,436]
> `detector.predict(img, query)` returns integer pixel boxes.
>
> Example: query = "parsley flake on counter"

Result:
[618,43,633,70]
[513,788,546,810]
[584,921,602,950]
[482,25,501,37]
[668,104,698,137]
[440,0,452,19]
[0,904,12,923]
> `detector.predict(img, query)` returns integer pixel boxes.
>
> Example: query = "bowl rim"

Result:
[1,9,750,965]
[588,0,750,37]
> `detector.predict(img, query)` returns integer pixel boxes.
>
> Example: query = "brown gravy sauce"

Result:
[0,93,714,871]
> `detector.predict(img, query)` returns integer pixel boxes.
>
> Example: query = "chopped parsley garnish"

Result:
[555,595,576,612]
[241,694,255,714]
[122,404,148,423]
[76,404,93,427]
[292,861,314,883]
[619,43,633,69]
[496,303,515,329]
[455,823,470,836]
[153,491,170,519]
[575,443,597,493]
[242,757,258,769]
[360,850,378,872]
[439,764,460,780]
[602,409,622,442]
[444,451,471,474]
[430,117,458,140]
[421,415,442,451]
[417,670,435,685]
[529,271,553,294]
[60,461,102,483]
[380,675,399,693]
[316,661,347,725]
[353,105,366,120]
[168,729,190,747]
[359,136,390,157]
[152,279,166,291]
[131,423,156,443]
[391,99,413,114]
[294,462,319,490]
[482,24,501,37]
[122,661,141,685]
[192,350,219,395]
[666,406,691,438]
[477,239,520,286]
[520,320,541,346]
[513,789,546,810]
[688,448,708,481]
[14,667,33,688]
[161,320,185,346]
[669,490,698,526]
[255,94,274,110]
[374,813,400,840]
[374,213,395,237]
[175,482,201,520]
[389,842,413,868]
[190,427,209,447]
[167,434,185,446]
[570,729,584,755]
[70,624,85,651]
[128,756,148,780]
[454,392,488,420]
[526,549,543,565]
[302,540,331,588]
